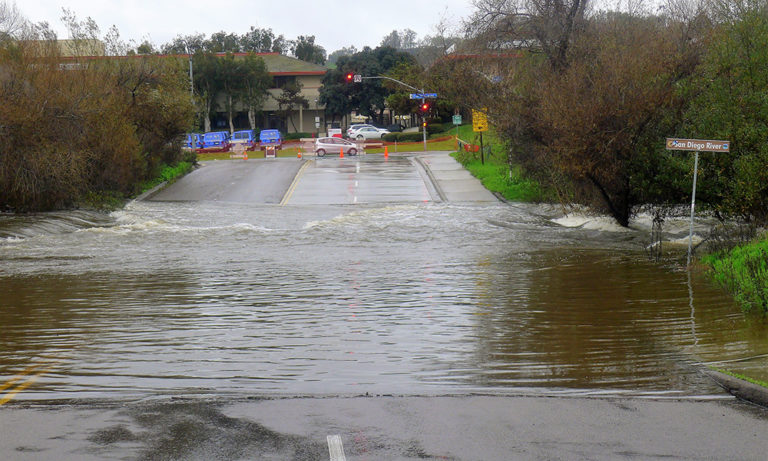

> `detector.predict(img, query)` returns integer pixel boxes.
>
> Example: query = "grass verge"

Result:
[79,161,194,211]
[712,367,768,389]
[138,161,194,195]
[448,125,550,202]
[701,235,768,315]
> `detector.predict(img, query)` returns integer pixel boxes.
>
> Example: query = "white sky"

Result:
[17,0,476,53]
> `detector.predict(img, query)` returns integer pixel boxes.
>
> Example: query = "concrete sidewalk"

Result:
[414,151,498,203]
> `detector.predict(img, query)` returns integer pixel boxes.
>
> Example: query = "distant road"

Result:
[149,159,303,204]
[148,152,497,206]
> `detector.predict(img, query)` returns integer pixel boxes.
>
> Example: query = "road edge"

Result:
[412,155,447,202]
[706,369,768,408]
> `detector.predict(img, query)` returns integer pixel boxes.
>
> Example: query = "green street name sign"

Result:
[666,138,730,152]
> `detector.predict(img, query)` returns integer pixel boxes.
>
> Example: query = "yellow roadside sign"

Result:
[472,109,488,132]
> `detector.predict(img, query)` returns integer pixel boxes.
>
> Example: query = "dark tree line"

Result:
[0,8,194,212]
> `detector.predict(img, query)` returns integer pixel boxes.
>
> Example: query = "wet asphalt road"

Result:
[2,153,767,460]
[2,395,767,460]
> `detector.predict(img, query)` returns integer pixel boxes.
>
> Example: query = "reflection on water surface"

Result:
[1,201,766,399]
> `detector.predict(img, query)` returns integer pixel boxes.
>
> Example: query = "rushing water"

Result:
[1,199,767,400]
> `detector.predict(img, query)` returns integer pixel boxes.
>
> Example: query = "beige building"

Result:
[203,52,327,134]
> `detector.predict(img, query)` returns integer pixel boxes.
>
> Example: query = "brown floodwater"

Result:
[1,200,766,400]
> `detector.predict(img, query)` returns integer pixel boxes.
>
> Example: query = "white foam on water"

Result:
[552,214,631,233]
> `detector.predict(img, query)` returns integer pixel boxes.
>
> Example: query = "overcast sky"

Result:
[17,0,476,53]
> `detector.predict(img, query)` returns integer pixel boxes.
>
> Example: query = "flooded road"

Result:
[1,155,767,402]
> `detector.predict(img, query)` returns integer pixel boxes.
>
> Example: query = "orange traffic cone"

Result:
[340,147,344,158]
[384,146,388,158]
[297,150,302,159]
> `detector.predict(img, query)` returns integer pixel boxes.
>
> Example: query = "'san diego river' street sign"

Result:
[666,138,730,152]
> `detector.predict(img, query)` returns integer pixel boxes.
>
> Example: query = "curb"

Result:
[412,155,447,202]
[706,370,768,408]
[133,181,168,202]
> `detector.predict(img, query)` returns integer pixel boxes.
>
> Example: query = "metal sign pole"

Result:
[687,151,699,267]
[422,91,427,152]
[665,138,729,267]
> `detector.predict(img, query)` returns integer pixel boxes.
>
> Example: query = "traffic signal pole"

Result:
[354,75,433,152]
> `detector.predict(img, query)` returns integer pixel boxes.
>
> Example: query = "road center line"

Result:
[280,159,313,206]
[327,434,347,461]
[0,364,54,406]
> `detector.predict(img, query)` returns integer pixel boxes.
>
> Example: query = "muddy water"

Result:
[1,201,766,400]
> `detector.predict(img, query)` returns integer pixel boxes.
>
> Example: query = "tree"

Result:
[239,53,272,130]
[467,0,589,72]
[274,81,309,132]
[318,46,418,124]
[241,27,287,53]
[680,0,768,224]
[135,40,156,55]
[206,31,241,53]
[291,35,326,64]
[162,33,206,54]
[0,1,26,42]
[217,53,242,134]
[380,29,418,49]
[192,52,221,132]
[327,45,358,65]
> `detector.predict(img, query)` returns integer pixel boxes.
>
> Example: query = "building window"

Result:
[272,76,296,89]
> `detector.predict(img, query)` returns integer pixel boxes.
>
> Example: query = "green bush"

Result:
[427,123,447,135]
[397,132,425,142]
[284,132,311,140]
[702,236,768,314]
[381,132,424,142]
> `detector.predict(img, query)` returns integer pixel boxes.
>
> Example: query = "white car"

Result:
[346,123,374,137]
[314,137,359,157]
[349,126,390,140]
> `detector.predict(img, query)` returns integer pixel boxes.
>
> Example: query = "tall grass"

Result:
[449,125,550,202]
[702,236,768,314]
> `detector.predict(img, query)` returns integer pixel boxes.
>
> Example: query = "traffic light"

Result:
[345,73,354,82]
[420,102,430,113]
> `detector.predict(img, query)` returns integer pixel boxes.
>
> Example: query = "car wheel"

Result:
[356,135,364,140]
[316,149,326,157]
[348,148,358,156]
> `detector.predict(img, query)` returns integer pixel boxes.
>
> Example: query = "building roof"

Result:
[58,51,328,76]
[169,52,327,76]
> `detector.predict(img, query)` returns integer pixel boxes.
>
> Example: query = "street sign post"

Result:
[472,109,489,164]
[409,93,438,99]
[472,109,488,132]
[666,138,731,266]
[453,115,462,150]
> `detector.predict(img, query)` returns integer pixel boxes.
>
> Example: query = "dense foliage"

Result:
[429,0,768,228]
[318,47,418,124]
[0,39,194,212]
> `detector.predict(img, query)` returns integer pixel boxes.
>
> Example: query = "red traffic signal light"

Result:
[420,102,430,112]
[346,73,354,82]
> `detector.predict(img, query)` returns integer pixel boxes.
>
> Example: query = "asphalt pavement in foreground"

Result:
[2,152,767,460]
[1,395,767,460]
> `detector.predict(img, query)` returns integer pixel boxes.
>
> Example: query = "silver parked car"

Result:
[349,126,390,140]
[315,137,359,157]
[346,123,374,137]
